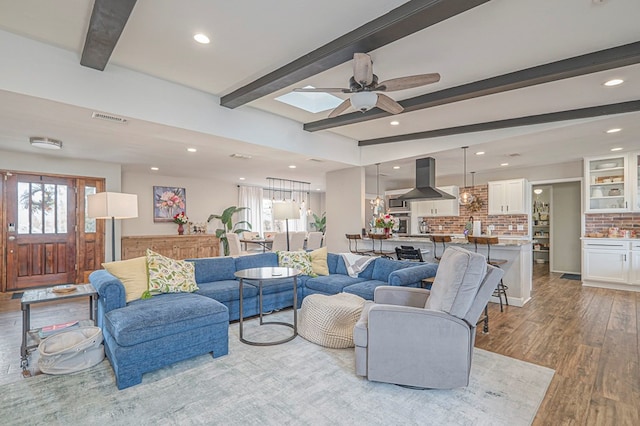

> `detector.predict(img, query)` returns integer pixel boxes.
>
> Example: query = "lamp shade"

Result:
[87,192,138,219]
[273,201,300,220]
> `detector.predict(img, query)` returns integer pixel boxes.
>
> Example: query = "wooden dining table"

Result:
[239,238,273,252]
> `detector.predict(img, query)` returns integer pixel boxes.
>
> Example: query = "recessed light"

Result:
[500,162,509,166]
[187,148,197,152]
[390,120,400,126]
[288,165,296,169]
[610,147,623,152]
[604,78,623,87]
[239,177,246,180]
[475,151,485,156]
[393,166,400,169]
[193,33,210,44]
[606,128,621,134]
[316,188,321,191]
[150,167,159,171]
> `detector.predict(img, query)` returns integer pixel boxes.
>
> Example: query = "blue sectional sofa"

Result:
[89,252,437,389]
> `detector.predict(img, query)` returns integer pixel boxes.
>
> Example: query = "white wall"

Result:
[121,171,237,236]
[325,167,365,253]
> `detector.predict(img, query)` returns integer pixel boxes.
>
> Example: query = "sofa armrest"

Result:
[374,286,430,308]
[387,263,437,286]
[89,270,126,315]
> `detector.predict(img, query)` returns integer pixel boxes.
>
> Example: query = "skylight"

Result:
[275,86,344,113]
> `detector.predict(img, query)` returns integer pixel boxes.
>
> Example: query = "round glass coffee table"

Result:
[234,267,301,346]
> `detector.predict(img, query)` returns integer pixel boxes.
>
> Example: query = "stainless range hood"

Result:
[398,157,455,201]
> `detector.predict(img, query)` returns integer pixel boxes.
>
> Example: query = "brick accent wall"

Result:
[419,184,529,236]
[585,213,640,235]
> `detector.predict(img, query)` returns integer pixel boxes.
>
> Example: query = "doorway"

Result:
[531,180,581,279]
[1,171,105,291]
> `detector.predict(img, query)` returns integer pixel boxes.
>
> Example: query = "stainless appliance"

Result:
[394,213,410,236]
[387,197,409,211]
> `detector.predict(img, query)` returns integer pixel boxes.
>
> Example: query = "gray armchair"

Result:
[353,246,504,389]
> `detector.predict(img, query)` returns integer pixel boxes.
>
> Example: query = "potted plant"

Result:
[207,206,251,256]
[312,212,326,234]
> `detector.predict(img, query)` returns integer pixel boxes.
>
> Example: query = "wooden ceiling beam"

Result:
[357,100,640,146]
[220,0,490,109]
[80,0,138,71]
[305,41,640,132]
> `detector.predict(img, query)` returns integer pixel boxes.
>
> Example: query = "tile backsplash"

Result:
[417,185,529,236]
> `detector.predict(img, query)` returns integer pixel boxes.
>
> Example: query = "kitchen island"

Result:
[362,234,532,307]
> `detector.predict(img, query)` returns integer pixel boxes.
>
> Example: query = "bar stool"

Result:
[467,236,509,312]
[367,233,395,259]
[345,234,371,255]
[430,235,452,261]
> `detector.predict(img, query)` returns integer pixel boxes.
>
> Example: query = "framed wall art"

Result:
[153,186,186,222]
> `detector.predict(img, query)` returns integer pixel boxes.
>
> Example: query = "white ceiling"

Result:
[0,0,638,190]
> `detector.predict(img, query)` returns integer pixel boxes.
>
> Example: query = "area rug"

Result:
[1,311,554,425]
[560,273,581,281]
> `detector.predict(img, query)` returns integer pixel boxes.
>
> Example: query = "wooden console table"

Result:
[121,234,220,260]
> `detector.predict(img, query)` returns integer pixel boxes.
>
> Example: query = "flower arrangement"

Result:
[375,214,395,229]
[173,212,189,224]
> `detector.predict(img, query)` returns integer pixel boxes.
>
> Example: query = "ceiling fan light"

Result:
[350,92,378,112]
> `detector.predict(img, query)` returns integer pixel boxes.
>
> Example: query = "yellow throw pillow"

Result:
[146,249,199,294]
[310,247,329,276]
[102,257,148,303]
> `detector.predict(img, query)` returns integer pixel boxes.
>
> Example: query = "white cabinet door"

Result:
[584,154,630,212]
[632,152,640,212]
[488,179,527,214]
[583,249,629,284]
[630,244,640,285]
[411,186,459,217]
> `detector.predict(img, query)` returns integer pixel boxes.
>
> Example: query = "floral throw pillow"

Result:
[277,250,316,277]
[146,249,199,295]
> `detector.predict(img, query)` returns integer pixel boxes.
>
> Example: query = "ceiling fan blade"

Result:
[293,87,351,93]
[376,93,404,114]
[376,73,441,92]
[353,53,373,86]
[328,98,352,118]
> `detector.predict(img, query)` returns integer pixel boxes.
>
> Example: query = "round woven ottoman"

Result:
[298,293,366,348]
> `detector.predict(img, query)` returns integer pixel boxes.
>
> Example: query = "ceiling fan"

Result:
[294,53,440,118]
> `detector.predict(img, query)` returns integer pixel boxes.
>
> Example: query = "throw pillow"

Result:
[146,249,199,294]
[277,250,315,277]
[102,257,148,303]
[309,247,329,276]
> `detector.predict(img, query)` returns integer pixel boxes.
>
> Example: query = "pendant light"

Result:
[370,163,385,216]
[458,146,475,206]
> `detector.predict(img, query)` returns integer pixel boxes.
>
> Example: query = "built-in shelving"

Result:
[532,186,551,265]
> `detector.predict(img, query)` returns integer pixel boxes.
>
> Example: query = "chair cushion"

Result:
[304,274,366,294]
[106,293,228,347]
[425,246,487,318]
[371,257,412,282]
[189,256,237,283]
[195,280,258,303]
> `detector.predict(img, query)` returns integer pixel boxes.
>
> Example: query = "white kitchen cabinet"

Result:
[411,186,459,217]
[582,239,630,285]
[631,152,640,211]
[630,241,640,285]
[488,179,527,215]
[584,154,630,212]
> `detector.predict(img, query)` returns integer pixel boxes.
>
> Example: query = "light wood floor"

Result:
[1,266,638,424]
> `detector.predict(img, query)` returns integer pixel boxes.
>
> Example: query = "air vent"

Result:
[307,158,324,162]
[230,153,252,159]
[91,112,128,124]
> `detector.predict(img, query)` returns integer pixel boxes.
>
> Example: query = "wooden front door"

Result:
[5,174,77,290]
